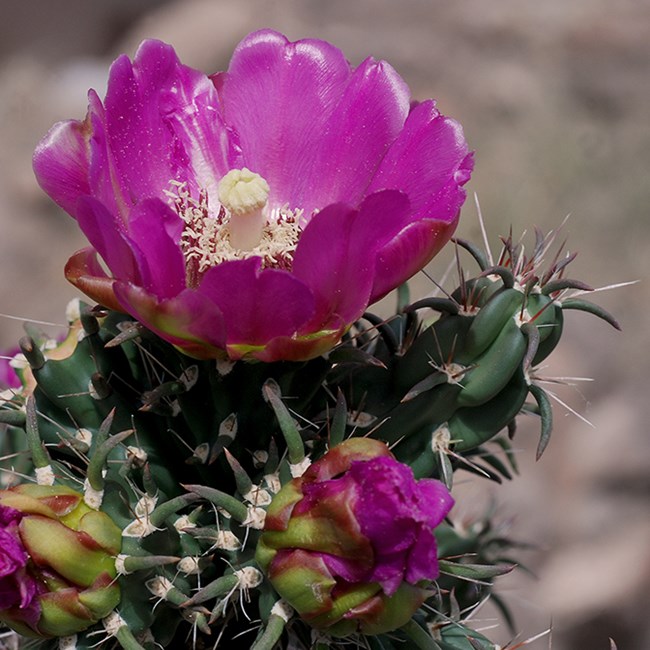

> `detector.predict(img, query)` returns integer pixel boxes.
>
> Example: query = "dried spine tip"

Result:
[212,530,241,551]
[83,478,104,509]
[271,599,294,623]
[289,456,312,478]
[234,566,263,589]
[243,506,267,530]
[177,556,201,575]
[35,465,55,486]
[58,635,78,650]
[146,576,174,599]
[102,611,127,636]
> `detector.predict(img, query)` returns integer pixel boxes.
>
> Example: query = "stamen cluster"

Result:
[165,180,302,288]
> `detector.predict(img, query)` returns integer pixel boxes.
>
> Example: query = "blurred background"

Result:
[0,1,648,647]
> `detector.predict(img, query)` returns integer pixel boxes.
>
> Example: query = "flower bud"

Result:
[255,438,453,635]
[0,484,121,637]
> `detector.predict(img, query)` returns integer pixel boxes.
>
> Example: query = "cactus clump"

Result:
[0,224,617,649]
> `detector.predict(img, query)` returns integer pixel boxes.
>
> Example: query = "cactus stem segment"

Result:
[262,379,305,465]
[149,493,201,528]
[401,618,441,649]
[183,485,249,523]
[87,429,134,493]
[181,574,240,608]
[25,396,51,470]
[116,554,180,575]
[251,607,291,650]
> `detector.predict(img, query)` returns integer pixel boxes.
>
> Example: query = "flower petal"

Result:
[305,57,410,213]
[370,217,456,303]
[104,40,238,207]
[32,120,91,217]
[293,191,412,330]
[64,248,122,312]
[75,197,142,283]
[368,100,473,222]
[126,199,186,299]
[219,29,351,210]
[113,282,227,359]
[196,257,315,351]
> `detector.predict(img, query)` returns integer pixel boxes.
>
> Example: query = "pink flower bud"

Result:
[0,484,121,637]
[255,438,453,635]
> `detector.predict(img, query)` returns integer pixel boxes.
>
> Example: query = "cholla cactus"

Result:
[0,28,619,650]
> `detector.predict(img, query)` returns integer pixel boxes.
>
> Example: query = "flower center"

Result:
[165,169,302,289]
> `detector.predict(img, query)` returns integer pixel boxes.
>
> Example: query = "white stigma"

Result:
[218,167,270,251]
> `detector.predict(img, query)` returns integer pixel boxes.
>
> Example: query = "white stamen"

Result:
[166,178,301,285]
[218,167,269,250]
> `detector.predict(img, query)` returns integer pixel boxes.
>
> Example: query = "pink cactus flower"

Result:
[0,505,41,632]
[34,30,473,362]
[256,438,454,635]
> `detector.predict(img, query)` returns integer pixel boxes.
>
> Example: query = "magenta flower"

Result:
[255,438,454,635]
[34,30,473,361]
[0,505,41,633]
[0,348,23,390]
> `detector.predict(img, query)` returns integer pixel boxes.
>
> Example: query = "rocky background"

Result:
[1,1,648,648]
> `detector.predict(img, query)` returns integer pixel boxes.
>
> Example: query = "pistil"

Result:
[218,168,270,251]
